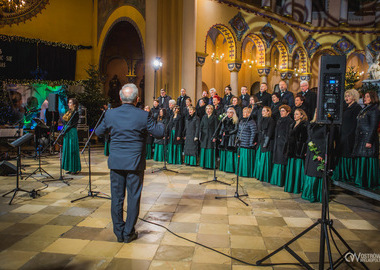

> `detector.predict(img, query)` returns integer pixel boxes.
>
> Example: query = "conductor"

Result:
[95,84,165,243]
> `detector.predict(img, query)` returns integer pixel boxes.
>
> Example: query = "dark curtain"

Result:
[0,40,37,80]
[0,40,76,80]
[38,44,76,80]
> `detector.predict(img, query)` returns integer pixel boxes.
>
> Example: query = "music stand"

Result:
[24,118,54,181]
[2,133,34,204]
[71,109,111,202]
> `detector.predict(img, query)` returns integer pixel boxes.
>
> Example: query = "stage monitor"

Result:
[48,93,59,112]
[316,55,346,125]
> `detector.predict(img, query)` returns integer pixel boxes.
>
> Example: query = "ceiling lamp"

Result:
[0,0,49,26]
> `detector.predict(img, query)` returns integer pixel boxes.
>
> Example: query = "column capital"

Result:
[257,66,271,77]
[280,69,294,80]
[196,52,208,67]
[226,59,242,72]
[300,73,312,81]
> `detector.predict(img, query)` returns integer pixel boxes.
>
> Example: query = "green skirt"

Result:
[301,175,322,203]
[199,148,215,169]
[254,148,272,182]
[153,144,165,162]
[62,128,81,173]
[269,164,285,187]
[252,146,262,178]
[332,157,354,182]
[104,140,110,156]
[236,148,255,178]
[167,130,182,164]
[284,158,304,194]
[184,155,197,166]
[146,144,153,160]
[219,150,236,173]
[354,157,380,189]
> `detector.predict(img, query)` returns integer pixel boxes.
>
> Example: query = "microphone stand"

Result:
[42,112,77,186]
[199,115,230,186]
[152,117,178,173]
[71,109,111,202]
[215,111,251,206]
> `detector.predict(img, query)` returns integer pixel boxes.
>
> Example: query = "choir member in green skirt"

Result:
[144,106,154,160]
[352,91,380,189]
[253,106,275,182]
[184,106,199,166]
[332,89,362,182]
[219,107,239,173]
[248,95,262,124]
[236,107,257,177]
[167,106,183,164]
[270,105,294,186]
[62,98,81,174]
[153,109,169,162]
[199,105,218,169]
[284,109,308,193]
[302,119,327,203]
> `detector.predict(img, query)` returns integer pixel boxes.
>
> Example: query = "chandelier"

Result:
[243,59,257,69]
[0,0,49,26]
[211,46,224,64]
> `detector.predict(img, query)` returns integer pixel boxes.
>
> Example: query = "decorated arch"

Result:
[271,41,289,70]
[242,33,266,67]
[293,47,308,73]
[205,24,237,60]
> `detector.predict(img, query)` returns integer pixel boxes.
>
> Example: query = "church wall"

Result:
[0,0,94,80]
[196,0,379,97]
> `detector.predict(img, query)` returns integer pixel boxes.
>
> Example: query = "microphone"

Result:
[222,115,228,121]
[255,101,263,104]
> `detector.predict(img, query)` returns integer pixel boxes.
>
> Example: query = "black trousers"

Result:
[110,169,144,239]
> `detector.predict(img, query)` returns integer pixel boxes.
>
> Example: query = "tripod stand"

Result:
[71,109,111,202]
[24,119,54,181]
[152,119,178,174]
[214,114,250,205]
[199,119,229,186]
[256,122,369,270]
[2,134,34,205]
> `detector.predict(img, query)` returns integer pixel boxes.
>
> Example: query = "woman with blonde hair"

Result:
[332,89,362,183]
[167,105,183,164]
[184,106,200,166]
[199,105,218,169]
[253,106,275,182]
[62,98,81,174]
[219,107,239,173]
[284,108,308,194]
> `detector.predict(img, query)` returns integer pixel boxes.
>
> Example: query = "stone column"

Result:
[339,0,348,26]
[145,0,158,104]
[227,61,242,96]
[196,52,207,99]
[257,67,271,84]
[283,0,293,18]
[280,69,293,84]
[300,73,312,82]
[305,0,312,25]
[181,0,197,102]
[261,0,271,10]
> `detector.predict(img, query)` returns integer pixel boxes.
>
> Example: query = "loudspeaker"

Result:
[317,55,346,125]
[0,161,17,176]
[48,93,58,112]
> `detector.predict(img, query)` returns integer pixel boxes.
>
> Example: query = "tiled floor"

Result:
[0,149,379,269]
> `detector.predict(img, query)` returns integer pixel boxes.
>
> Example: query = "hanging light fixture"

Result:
[211,46,224,64]
[0,0,48,26]
[0,0,26,13]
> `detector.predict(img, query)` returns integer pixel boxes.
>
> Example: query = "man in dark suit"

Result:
[176,88,189,113]
[240,86,250,108]
[297,80,317,120]
[255,82,272,107]
[158,89,171,110]
[95,84,165,243]
[279,80,295,108]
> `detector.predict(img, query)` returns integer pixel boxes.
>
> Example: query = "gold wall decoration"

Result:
[0,0,49,26]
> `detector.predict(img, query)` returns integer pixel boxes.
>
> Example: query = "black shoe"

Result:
[124,232,138,243]
[117,236,124,243]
